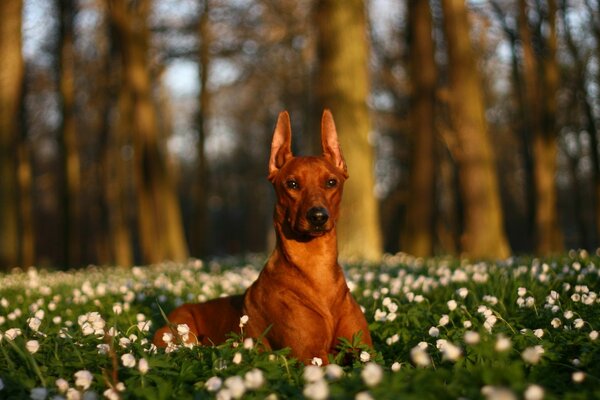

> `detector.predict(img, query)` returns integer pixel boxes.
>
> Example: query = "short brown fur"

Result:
[153,110,372,364]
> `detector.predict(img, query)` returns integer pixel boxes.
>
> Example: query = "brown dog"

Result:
[153,110,372,364]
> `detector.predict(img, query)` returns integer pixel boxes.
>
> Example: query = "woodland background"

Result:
[1,0,599,270]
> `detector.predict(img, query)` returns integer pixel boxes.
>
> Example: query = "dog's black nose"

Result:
[307,207,329,227]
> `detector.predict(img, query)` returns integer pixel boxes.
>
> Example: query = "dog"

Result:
[153,110,372,364]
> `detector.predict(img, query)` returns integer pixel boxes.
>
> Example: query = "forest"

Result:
[1,0,600,270]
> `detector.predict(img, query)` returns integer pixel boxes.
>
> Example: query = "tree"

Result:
[0,0,25,270]
[314,0,382,261]
[108,0,188,264]
[518,0,563,254]
[57,0,82,267]
[441,0,510,259]
[401,0,437,257]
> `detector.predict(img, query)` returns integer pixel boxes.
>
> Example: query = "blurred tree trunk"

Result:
[57,0,82,267]
[102,16,134,267]
[518,0,563,255]
[108,0,188,264]
[192,0,210,257]
[314,0,382,261]
[581,0,600,244]
[440,0,510,259]
[0,0,25,269]
[401,0,436,257]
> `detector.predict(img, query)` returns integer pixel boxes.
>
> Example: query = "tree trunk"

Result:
[108,0,188,264]
[401,0,437,257]
[314,0,382,262]
[518,0,563,255]
[0,0,24,270]
[441,0,510,259]
[57,0,82,267]
[192,0,211,257]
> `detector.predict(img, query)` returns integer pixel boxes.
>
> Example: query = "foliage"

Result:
[1,251,599,399]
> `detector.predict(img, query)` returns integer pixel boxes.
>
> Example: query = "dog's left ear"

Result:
[268,111,293,181]
[321,109,348,177]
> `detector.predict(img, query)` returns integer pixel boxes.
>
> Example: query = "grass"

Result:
[1,251,599,399]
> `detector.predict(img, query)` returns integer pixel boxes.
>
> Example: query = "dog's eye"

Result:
[326,178,338,188]
[286,179,299,190]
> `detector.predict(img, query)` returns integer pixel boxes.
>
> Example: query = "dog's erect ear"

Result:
[321,109,348,177]
[268,111,293,181]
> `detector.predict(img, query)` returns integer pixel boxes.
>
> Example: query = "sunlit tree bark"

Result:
[441,0,511,259]
[108,0,188,264]
[314,0,382,261]
[0,0,24,270]
[401,0,436,257]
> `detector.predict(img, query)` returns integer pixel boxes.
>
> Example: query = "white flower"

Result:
[533,329,544,338]
[27,317,42,332]
[74,370,93,391]
[564,310,574,320]
[224,375,246,399]
[360,351,371,362]
[30,387,47,400]
[239,315,249,328]
[440,341,462,362]
[56,378,69,394]
[138,358,149,374]
[26,340,40,354]
[484,315,497,333]
[386,334,399,345]
[524,384,544,400]
[391,362,402,372]
[428,327,440,337]
[463,320,473,329]
[325,364,344,380]
[311,357,323,367]
[518,287,527,297]
[177,324,190,337]
[589,330,598,341]
[550,318,561,328]
[4,328,22,341]
[572,371,586,383]
[112,303,123,315]
[410,346,431,367]
[355,391,374,400]
[481,386,517,400]
[303,379,329,400]
[495,335,512,352]
[244,368,265,390]
[574,318,585,329]
[303,365,325,383]
[447,300,458,311]
[205,376,223,392]
[439,314,450,326]
[464,331,480,345]
[162,332,173,344]
[121,353,136,368]
[232,352,242,365]
[457,287,469,298]
[521,345,544,365]
[374,309,387,322]
[361,362,383,387]
[243,337,254,349]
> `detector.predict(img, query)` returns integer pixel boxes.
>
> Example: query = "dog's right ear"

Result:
[268,111,293,181]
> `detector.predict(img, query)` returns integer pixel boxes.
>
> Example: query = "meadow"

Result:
[0,251,599,399]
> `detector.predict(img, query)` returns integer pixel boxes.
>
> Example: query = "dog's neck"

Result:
[270,221,343,284]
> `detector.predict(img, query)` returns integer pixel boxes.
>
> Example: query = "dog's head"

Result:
[268,110,348,238]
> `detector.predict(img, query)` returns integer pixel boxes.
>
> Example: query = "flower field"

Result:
[1,251,599,399]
